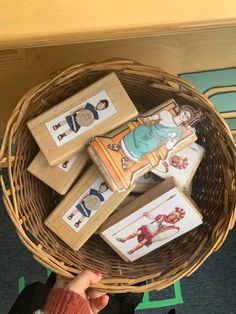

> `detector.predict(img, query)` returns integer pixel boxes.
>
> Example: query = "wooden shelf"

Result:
[1,0,236,49]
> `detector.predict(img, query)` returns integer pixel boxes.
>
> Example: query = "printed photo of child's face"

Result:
[96,100,109,111]
[99,182,109,193]
[179,110,191,123]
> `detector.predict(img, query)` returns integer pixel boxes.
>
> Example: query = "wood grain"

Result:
[1,27,236,138]
[1,1,236,48]
[27,73,138,165]
[27,151,89,195]
[44,165,133,251]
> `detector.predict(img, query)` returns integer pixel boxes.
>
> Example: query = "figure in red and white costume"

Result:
[159,155,188,173]
[116,207,185,255]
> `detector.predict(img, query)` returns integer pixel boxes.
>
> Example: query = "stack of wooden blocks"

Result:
[27,73,205,262]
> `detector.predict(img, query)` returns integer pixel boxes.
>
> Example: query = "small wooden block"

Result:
[184,181,193,195]
[28,151,89,195]
[27,73,138,165]
[133,172,163,194]
[151,143,204,189]
[88,98,199,192]
[100,177,203,262]
[44,165,133,251]
[117,193,138,210]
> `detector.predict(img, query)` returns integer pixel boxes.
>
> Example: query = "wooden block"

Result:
[117,193,138,210]
[151,143,205,189]
[88,98,203,192]
[183,181,193,196]
[27,73,138,165]
[100,177,203,262]
[27,151,89,195]
[44,165,133,251]
[133,172,163,194]
[94,193,138,234]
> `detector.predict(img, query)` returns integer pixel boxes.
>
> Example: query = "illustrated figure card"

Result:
[89,99,204,192]
[44,165,133,251]
[151,143,205,188]
[28,151,89,195]
[27,73,138,165]
[100,178,203,262]
[45,90,116,147]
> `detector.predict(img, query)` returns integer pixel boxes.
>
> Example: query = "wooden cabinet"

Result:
[1,1,236,136]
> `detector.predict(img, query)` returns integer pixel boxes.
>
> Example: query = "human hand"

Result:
[55,271,109,314]
[143,211,149,217]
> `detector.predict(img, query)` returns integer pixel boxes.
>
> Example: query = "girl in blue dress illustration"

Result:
[108,106,197,170]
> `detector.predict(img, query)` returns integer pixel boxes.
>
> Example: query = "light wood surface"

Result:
[1,27,236,138]
[100,178,175,231]
[44,165,133,251]
[27,151,89,195]
[1,1,236,49]
[27,73,138,165]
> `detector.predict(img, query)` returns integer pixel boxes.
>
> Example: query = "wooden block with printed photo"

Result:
[44,165,133,251]
[89,98,204,192]
[100,178,203,262]
[151,142,205,189]
[94,193,138,234]
[28,151,89,195]
[27,73,138,165]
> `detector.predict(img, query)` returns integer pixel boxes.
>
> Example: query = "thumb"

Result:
[67,271,102,294]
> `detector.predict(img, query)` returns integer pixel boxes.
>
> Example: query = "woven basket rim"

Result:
[1,58,236,293]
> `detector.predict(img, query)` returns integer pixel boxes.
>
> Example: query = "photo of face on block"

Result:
[46,90,117,147]
[65,181,109,230]
[89,99,204,191]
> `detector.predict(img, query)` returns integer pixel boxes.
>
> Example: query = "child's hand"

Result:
[55,271,109,314]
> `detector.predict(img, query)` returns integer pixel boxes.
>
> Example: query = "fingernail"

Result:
[95,271,102,277]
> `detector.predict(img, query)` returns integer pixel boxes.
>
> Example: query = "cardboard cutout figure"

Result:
[89,99,203,191]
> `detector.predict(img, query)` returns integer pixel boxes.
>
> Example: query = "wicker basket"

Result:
[1,59,236,293]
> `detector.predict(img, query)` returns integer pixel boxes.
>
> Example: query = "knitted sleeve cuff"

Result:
[44,288,90,314]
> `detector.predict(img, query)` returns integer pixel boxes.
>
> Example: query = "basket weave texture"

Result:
[1,59,236,293]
